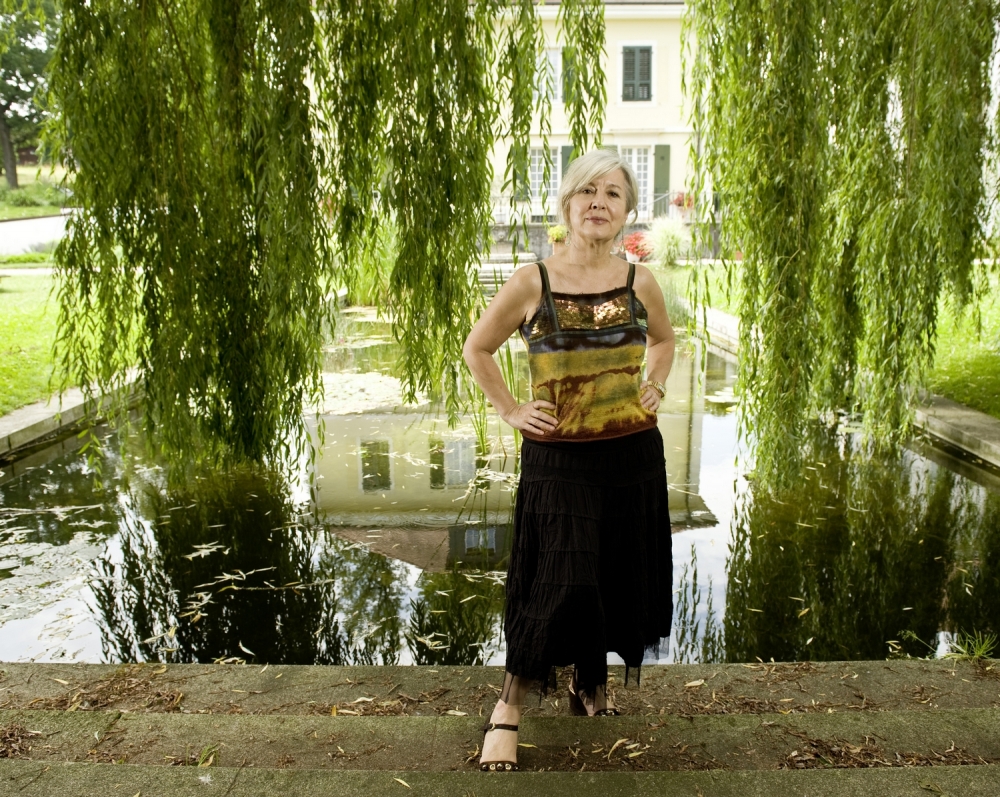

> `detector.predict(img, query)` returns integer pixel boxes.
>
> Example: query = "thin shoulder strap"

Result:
[537,262,560,332]
[626,261,637,325]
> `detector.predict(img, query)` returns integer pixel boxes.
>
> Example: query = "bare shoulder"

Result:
[484,261,545,326]
[502,261,544,295]
[632,264,665,304]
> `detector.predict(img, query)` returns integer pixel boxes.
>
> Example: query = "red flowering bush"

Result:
[671,192,695,209]
[622,231,653,260]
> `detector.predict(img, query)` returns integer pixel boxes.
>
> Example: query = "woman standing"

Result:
[463,149,676,772]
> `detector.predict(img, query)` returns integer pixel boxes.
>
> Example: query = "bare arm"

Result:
[633,265,676,412]
[462,267,559,436]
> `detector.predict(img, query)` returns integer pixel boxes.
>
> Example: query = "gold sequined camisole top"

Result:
[519,261,657,442]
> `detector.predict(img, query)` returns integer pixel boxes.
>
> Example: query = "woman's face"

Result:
[566,168,630,245]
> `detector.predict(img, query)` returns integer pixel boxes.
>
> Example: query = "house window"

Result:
[537,48,562,102]
[622,46,652,101]
[360,440,391,493]
[620,147,650,216]
[537,47,577,103]
[529,147,559,202]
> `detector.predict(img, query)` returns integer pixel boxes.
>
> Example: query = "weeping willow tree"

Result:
[47,0,605,469]
[686,0,999,486]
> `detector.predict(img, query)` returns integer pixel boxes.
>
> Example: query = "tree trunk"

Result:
[0,110,19,190]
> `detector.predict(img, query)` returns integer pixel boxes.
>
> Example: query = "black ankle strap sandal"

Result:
[480,721,520,772]
[569,675,621,717]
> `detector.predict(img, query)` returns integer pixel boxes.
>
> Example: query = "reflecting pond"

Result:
[2,309,999,666]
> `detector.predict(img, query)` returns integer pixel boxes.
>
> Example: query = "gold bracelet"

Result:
[647,380,666,398]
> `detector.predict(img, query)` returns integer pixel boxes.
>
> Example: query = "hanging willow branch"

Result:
[686,0,998,488]
[48,0,332,469]
[315,0,605,415]
[47,0,606,468]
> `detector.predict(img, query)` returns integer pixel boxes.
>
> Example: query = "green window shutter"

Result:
[637,48,652,100]
[622,47,636,101]
[653,144,670,216]
[561,145,574,179]
[623,46,652,102]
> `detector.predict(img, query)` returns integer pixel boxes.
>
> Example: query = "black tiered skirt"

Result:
[503,426,673,696]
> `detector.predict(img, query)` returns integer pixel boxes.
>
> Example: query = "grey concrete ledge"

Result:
[915,394,1000,470]
[2,758,1000,797]
[0,387,91,458]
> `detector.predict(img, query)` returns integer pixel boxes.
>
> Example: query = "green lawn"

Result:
[928,276,1000,420]
[0,272,63,415]
[653,260,740,319]
[656,261,1000,421]
[0,165,72,222]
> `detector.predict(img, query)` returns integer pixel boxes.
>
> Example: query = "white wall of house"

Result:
[491,2,692,225]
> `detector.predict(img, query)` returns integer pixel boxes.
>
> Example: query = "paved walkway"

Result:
[0,214,69,254]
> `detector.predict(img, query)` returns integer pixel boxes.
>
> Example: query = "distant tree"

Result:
[0,0,57,188]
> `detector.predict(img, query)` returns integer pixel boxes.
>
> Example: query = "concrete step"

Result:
[2,757,1000,796]
[2,661,997,719]
[481,252,537,264]
[2,661,999,794]
[2,705,999,772]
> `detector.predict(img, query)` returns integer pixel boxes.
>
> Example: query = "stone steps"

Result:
[478,253,535,296]
[3,758,1000,797]
[2,661,999,795]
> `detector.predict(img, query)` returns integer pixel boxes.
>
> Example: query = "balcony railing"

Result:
[491,191,696,225]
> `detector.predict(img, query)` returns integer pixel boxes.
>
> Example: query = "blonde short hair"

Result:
[558,148,639,230]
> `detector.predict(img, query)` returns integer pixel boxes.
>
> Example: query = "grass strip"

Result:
[0,272,63,415]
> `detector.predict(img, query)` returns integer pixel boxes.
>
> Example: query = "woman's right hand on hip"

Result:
[502,400,558,435]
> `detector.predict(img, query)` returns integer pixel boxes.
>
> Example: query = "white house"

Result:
[491,1,691,225]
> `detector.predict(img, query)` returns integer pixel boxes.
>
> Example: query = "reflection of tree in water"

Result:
[315,534,407,665]
[0,429,121,546]
[92,467,404,664]
[405,567,505,665]
[943,486,1000,639]
[723,425,1000,662]
[671,543,724,664]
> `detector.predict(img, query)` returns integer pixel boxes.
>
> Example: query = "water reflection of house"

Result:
[311,342,723,570]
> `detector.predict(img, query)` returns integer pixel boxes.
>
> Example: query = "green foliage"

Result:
[48,0,334,471]
[0,252,50,263]
[0,0,58,187]
[944,631,997,663]
[343,222,396,307]
[316,0,604,418]
[928,274,1000,420]
[723,424,1000,663]
[647,216,690,267]
[48,0,606,468]
[686,0,999,489]
[546,223,568,244]
[0,272,63,415]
